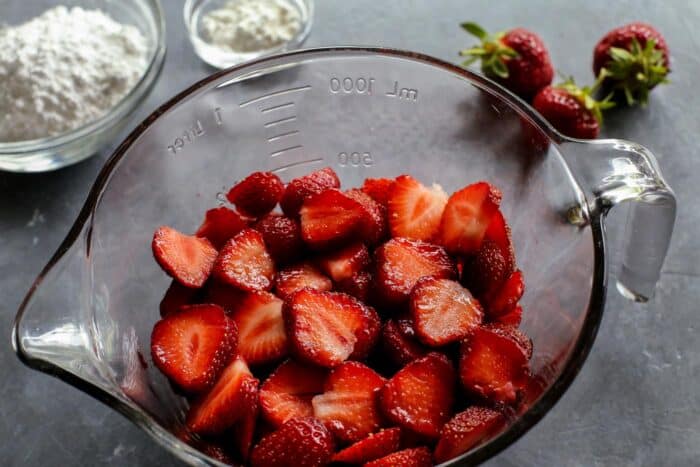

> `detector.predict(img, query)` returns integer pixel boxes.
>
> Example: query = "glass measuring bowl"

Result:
[12,48,675,466]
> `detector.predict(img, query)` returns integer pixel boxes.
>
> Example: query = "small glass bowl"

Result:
[0,0,166,173]
[184,0,314,69]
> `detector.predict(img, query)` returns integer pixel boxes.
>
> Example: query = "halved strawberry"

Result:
[459,326,529,405]
[152,226,218,288]
[186,355,257,435]
[461,240,509,300]
[361,177,396,208]
[433,406,506,464]
[213,228,275,292]
[316,242,371,283]
[254,213,304,265]
[259,359,328,427]
[484,209,516,273]
[379,352,455,438]
[375,238,457,306]
[176,429,237,465]
[151,304,237,393]
[388,175,448,242]
[159,280,198,317]
[195,206,248,249]
[410,277,484,347]
[229,291,288,366]
[284,289,381,368]
[332,427,402,464]
[486,323,533,360]
[364,447,432,467]
[204,280,246,313]
[281,167,341,217]
[493,304,523,327]
[346,188,388,245]
[299,189,366,250]
[439,182,502,255]
[486,270,525,318]
[231,383,260,461]
[381,318,427,367]
[226,171,284,218]
[336,271,373,303]
[312,361,385,443]
[274,262,333,301]
[250,417,334,467]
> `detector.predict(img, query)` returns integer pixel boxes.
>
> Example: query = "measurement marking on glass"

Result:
[270,144,304,158]
[239,85,312,108]
[264,116,297,127]
[267,130,300,142]
[261,102,295,113]
[271,158,324,173]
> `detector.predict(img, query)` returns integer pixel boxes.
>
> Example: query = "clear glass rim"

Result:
[12,47,608,466]
[0,0,168,154]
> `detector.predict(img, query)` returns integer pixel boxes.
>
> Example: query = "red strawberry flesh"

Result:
[361,177,396,208]
[388,175,448,242]
[300,189,366,250]
[227,171,284,218]
[433,406,506,463]
[195,206,247,249]
[364,446,432,467]
[274,262,333,300]
[317,242,371,283]
[229,291,288,366]
[281,167,341,217]
[159,280,198,317]
[254,213,304,265]
[213,228,276,292]
[250,417,335,467]
[381,318,427,368]
[153,226,218,288]
[332,427,402,464]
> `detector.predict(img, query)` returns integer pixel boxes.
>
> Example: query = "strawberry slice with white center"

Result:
[316,242,371,283]
[433,406,506,463]
[439,182,502,255]
[151,304,237,393]
[213,228,276,292]
[388,175,448,242]
[299,189,367,250]
[186,355,258,435]
[410,277,484,347]
[312,361,385,443]
[274,262,333,300]
[259,359,328,427]
[152,226,218,288]
[284,289,381,368]
[331,427,402,464]
[229,291,288,366]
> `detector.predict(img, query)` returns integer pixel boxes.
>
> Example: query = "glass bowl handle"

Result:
[562,139,676,302]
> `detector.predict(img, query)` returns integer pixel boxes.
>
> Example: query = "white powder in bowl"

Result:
[0,6,149,142]
[202,0,302,53]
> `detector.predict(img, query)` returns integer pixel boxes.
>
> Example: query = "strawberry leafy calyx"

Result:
[555,78,615,125]
[600,38,669,106]
[459,22,519,79]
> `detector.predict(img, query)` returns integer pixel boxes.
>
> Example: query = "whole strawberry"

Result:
[532,79,614,139]
[593,22,670,105]
[460,22,553,99]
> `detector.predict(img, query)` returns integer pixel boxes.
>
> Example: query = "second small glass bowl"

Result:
[184,0,314,69]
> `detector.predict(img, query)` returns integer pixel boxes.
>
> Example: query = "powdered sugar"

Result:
[0,6,149,142]
[202,0,301,53]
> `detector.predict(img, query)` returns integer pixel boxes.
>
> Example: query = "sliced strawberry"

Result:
[186,355,257,435]
[336,271,373,303]
[195,206,248,249]
[281,167,341,217]
[381,318,427,368]
[226,171,284,218]
[410,277,483,347]
[213,228,276,292]
[274,262,333,301]
[254,213,304,265]
[159,280,198,317]
[299,189,367,251]
[361,177,396,208]
[175,429,237,465]
[332,427,402,464]
[461,240,509,300]
[152,226,218,288]
[151,304,237,393]
[250,417,334,467]
[486,270,525,318]
[204,280,246,313]
[459,326,529,405]
[388,175,448,242]
[284,289,381,368]
[228,291,288,366]
[259,359,328,427]
[433,406,506,464]
[364,447,432,467]
[375,238,457,306]
[312,361,385,443]
[486,323,533,360]
[484,209,516,273]
[493,304,523,327]
[379,352,455,438]
[346,188,388,245]
[231,383,260,461]
[316,242,371,283]
[439,182,502,255]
